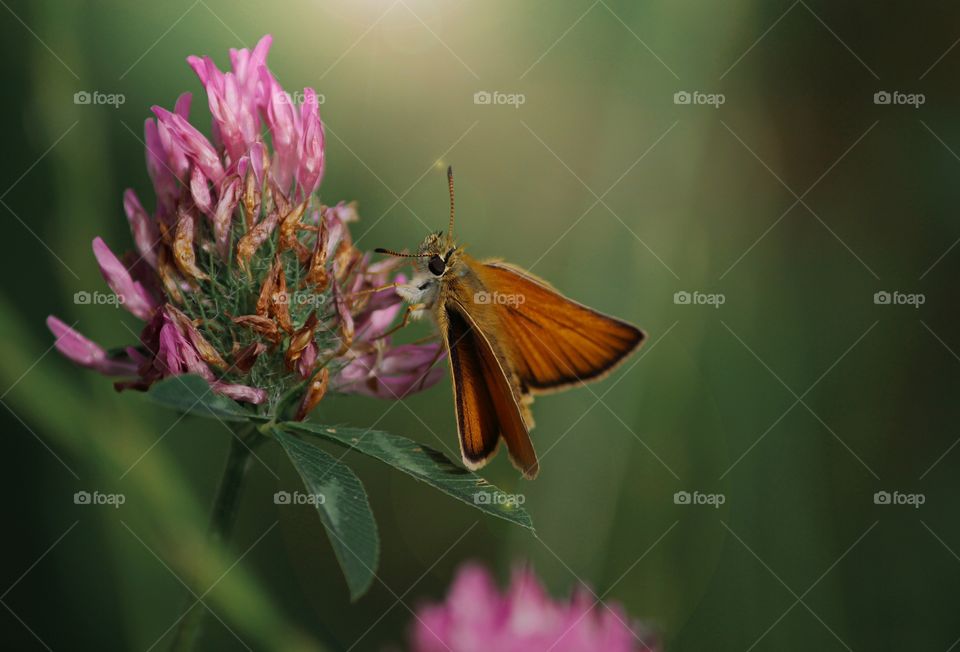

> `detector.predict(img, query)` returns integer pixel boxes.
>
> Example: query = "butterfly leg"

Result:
[346,282,401,300]
[374,302,426,341]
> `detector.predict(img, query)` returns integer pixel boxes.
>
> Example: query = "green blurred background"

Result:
[2,0,958,650]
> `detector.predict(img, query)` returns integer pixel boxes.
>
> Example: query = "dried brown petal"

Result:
[167,305,227,370]
[157,218,175,248]
[277,200,310,262]
[213,178,240,260]
[255,260,278,317]
[242,170,260,231]
[302,218,330,290]
[173,207,209,281]
[235,210,279,273]
[295,367,329,421]
[331,280,354,352]
[285,313,318,370]
[333,239,358,283]
[271,263,294,334]
[231,314,281,344]
[270,180,290,220]
[157,247,185,303]
[233,341,267,374]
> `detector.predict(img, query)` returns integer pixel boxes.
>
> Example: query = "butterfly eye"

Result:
[428,255,446,276]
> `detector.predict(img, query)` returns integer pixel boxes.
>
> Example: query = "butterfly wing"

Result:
[476,261,645,394]
[440,300,539,479]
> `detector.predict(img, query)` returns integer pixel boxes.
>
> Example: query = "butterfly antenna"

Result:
[374,248,431,258]
[446,165,455,247]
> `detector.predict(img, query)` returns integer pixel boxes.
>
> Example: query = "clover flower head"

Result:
[411,563,660,652]
[48,35,443,418]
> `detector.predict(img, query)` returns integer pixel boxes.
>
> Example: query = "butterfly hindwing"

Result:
[441,301,539,478]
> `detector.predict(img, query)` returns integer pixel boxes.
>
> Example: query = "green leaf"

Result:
[273,428,379,600]
[281,421,535,531]
[144,374,260,422]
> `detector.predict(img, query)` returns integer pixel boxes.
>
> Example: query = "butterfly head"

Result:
[416,231,461,278]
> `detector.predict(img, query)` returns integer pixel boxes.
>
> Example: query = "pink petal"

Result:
[155,311,213,380]
[354,304,401,341]
[187,55,220,91]
[91,237,159,320]
[154,113,191,182]
[152,106,225,184]
[295,88,324,198]
[446,564,503,627]
[46,316,138,376]
[144,118,179,209]
[212,177,240,258]
[250,141,266,186]
[189,165,212,215]
[333,344,444,399]
[297,341,318,378]
[123,189,159,268]
[229,34,272,100]
[211,381,267,404]
[259,67,298,192]
[173,91,192,119]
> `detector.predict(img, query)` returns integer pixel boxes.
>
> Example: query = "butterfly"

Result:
[375,167,645,478]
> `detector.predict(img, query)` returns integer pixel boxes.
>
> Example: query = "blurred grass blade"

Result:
[274,427,379,600]
[0,292,324,650]
[145,374,262,422]
[281,421,534,531]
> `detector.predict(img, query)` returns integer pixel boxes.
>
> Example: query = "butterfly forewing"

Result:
[477,261,645,393]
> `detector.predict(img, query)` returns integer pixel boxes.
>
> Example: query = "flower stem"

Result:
[170,425,260,651]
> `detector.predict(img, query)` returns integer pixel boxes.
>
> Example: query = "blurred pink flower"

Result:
[46,35,441,417]
[411,564,659,652]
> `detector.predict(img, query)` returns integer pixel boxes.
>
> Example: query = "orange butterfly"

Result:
[376,168,645,478]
